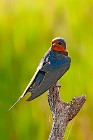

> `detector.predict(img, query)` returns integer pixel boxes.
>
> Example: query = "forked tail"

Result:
[8,89,28,111]
[8,97,21,111]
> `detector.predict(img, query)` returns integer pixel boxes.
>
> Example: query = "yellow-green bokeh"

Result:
[0,0,93,140]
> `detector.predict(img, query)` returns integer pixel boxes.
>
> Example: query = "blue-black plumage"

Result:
[9,37,71,110]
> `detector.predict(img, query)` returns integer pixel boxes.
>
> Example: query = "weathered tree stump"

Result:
[48,82,86,140]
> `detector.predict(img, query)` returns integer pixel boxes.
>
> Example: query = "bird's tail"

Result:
[8,97,21,111]
[8,89,28,111]
[8,73,36,111]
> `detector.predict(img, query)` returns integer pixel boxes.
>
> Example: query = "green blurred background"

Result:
[0,0,93,139]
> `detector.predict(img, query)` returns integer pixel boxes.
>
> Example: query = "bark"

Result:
[48,82,86,140]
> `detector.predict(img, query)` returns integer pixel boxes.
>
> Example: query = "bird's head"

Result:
[51,37,68,55]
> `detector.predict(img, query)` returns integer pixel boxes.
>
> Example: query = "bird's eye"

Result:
[58,42,62,45]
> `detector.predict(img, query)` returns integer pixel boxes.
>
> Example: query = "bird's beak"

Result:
[52,43,56,46]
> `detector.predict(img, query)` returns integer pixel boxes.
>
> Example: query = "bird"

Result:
[9,37,71,111]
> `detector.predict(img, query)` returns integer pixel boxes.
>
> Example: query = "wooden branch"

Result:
[48,82,86,140]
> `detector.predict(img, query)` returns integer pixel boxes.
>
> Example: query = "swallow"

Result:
[9,37,71,110]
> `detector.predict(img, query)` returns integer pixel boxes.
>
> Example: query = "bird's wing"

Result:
[27,55,71,101]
